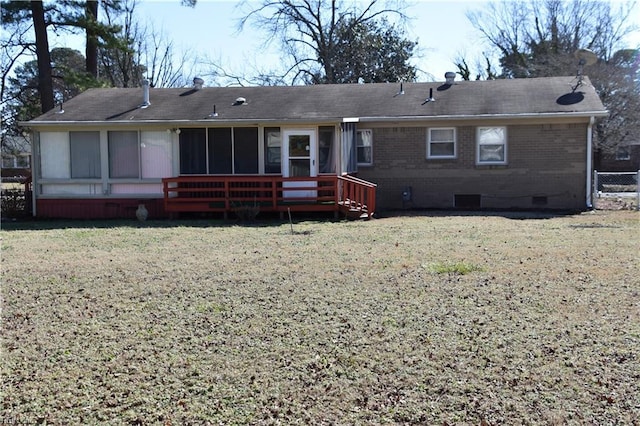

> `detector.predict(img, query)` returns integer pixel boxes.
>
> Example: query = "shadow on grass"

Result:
[0,211,344,232]
[1,209,585,231]
[375,208,582,221]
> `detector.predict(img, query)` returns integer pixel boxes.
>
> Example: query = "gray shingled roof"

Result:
[26,76,607,126]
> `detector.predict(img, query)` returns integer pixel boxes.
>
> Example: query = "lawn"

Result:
[1,211,639,425]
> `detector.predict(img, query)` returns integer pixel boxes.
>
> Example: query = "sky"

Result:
[40,0,640,86]
[127,0,498,84]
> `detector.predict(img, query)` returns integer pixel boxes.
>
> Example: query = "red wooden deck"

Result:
[162,174,376,219]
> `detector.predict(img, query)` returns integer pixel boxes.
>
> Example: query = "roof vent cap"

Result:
[444,71,456,85]
[233,97,247,106]
[193,77,204,90]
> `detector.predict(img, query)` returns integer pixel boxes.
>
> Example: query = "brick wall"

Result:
[356,123,588,211]
[595,145,640,172]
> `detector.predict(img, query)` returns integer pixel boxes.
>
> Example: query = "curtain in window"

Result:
[356,129,372,164]
[109,131,139,178]
[141,131,173,178]
[341,122,357,174]
[70,131,101,178]
[478,127,506,163]
[319,126,336,174]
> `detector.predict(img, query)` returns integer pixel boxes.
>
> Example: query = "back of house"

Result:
[22,75,607,219]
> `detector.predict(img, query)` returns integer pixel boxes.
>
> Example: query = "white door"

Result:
[282,129,317,199]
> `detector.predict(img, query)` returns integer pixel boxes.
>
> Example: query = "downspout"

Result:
[586,116,594,209]
[31,130,38,217]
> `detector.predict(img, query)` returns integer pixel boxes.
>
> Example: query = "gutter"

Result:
[586,116,595,209]
[19,111,609,128]
[355,111,609,122]
[19,118,345,128]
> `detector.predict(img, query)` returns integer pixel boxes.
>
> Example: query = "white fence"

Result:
[593,170,640,210]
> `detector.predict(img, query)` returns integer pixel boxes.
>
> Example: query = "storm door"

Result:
[281,129,317,199]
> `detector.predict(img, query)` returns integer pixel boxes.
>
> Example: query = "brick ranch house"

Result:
[21,75,607,219]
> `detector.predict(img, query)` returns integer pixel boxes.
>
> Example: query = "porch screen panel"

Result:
[341,122,357,174]
[264,127,281,174]
[208,128,232,174]
[141,131,173,178]
[108,131,139,178]
[233,127,258,174]
[70,131,101,178]
[179,128,206,174]
[39,132,70,178]
[319,126,336,173]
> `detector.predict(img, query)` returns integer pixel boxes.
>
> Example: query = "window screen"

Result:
[179,128,206,174]
[208,128,232,174]
[233,128,258,174]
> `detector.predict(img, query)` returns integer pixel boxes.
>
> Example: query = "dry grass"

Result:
[1,211,639,425]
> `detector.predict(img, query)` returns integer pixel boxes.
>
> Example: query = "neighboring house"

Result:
[594,142,640,172]
[1,135,31,183]
[21,76,607,219]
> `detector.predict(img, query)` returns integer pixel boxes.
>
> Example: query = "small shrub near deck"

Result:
[0,189,27,218]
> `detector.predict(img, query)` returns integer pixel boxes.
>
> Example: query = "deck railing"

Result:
[337,174,377,219]
[162,174,376,218]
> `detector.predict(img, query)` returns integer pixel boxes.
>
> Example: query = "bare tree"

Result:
[465,0,638,78]
[1,17,32,113]
[238,0,411,84]
[136,24,196,88]
[459,0,640,154]
[98,0,198,88]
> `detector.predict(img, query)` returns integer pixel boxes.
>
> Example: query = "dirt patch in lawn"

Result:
[2,211,639,424]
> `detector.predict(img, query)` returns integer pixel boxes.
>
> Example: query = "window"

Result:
[615,145,630,161]
[428,128,456,159]
[264,127,281,174]
[180,127,260,175]
[109,130,173,179]
[2,155,29,168]
[233,127,258,174]
[179,128,207,174]
[356,129,372,165]
[1,156,13,168]
[39,132,69,178]
[109,131,139,178]
[208,128,233,174]
[477,127,507,165]
[70,131,101,178]
[16,155,29,168]
[140,131,173,178]
[319,126,336,173]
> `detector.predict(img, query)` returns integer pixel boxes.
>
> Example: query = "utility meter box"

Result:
[402,186,412,202]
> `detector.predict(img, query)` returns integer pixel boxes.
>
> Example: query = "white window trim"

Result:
[476,126,508,165]
[427,127,457,159]
[356,129,373,166]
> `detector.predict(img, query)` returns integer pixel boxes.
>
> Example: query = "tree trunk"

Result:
[31,0,55,113]
[85,0,99,78]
